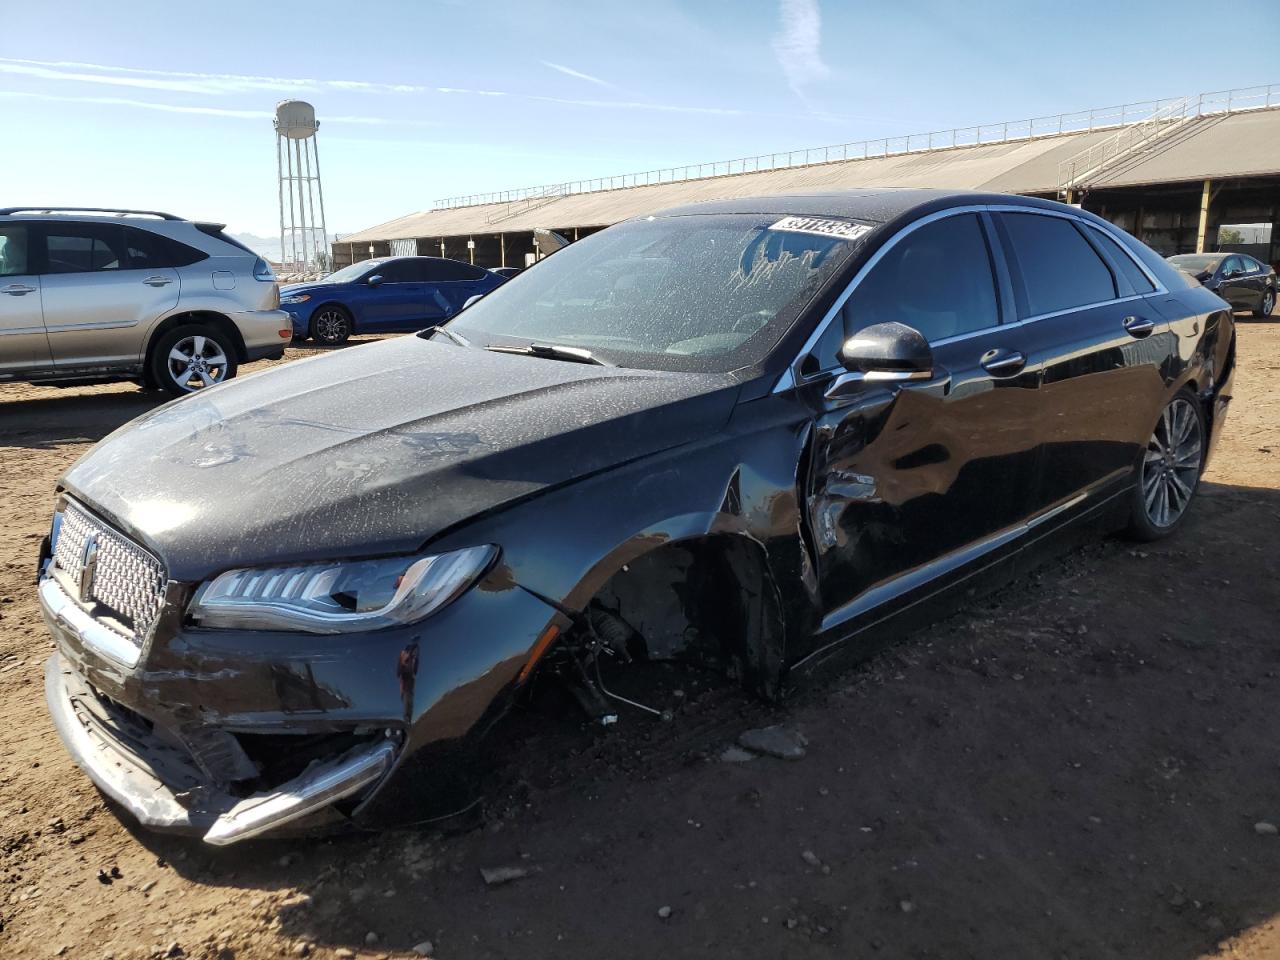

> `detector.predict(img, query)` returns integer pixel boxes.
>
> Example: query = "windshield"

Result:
[322,260,384,284]
[446,214,865,372]
[1168,254,1221,274]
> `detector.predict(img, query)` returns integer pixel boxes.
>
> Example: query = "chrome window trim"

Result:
[774,203,1168,392]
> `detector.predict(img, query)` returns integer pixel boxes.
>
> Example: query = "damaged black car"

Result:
[38,189,1235,844]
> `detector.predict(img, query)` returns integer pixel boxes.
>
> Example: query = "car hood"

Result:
[61,337,741,580]
[280,281,349,298]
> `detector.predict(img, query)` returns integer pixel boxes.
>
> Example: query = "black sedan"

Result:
[37,190,1235,844]
[1168,252,1276,317]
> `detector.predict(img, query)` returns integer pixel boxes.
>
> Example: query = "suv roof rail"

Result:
[0,206,184,220]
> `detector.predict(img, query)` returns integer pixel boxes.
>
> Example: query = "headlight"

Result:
[280,294,312,305]
[188,545,497,633]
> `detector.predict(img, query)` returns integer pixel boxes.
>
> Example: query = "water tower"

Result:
[274,100,329,274]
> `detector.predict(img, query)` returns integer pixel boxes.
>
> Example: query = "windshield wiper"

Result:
[484,342,609,366]
[419,325,471,347]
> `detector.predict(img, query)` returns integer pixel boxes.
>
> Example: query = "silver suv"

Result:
[0,207,291,395]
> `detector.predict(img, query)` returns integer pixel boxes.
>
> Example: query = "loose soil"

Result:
[1,325,1278,960]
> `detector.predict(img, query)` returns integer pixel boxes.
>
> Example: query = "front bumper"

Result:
[38,556,561,843]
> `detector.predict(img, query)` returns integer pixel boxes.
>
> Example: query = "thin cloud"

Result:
[772,0,831,100]
[540,60,614,88]
[0,56,736,115]
[0,90,436,127]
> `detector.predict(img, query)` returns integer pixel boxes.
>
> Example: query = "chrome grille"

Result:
[51,501,167,639]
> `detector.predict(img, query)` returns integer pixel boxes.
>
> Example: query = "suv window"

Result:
[996,213,1116,317]
[43,222,128,274]
[124,227,206,268]
[1087,227,1155,294]
[425,259,487,282]
[839,212,1000,346]
[0,225,29,276]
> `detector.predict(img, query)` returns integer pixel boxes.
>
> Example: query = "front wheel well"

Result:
[571,536,787,699]
[144,311,246,384]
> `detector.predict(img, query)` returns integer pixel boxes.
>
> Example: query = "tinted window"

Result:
[1236,255,1260,274]
[1221,255,1243,276]
[124,227,206,268]
[1087,228,1155,294]
[44,223,128,274]
[425,259,487,282]
[0,225,29,276]
[377,260,419,283]
[997,213,1116,317]
[840,213,999,345]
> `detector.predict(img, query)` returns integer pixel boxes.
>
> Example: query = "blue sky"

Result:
[2,0,1276,240]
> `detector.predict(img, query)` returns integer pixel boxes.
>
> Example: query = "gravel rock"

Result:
[1256,821,1278,836]
[335,950,356,960]
[657,905,672,919]
[800,850,821,868]
[738,725,807,760]
[411,941,434,957]
[717,746,756,763]
[364,931,380,946]
[481,865,531,886]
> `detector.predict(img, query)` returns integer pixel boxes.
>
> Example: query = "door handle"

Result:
[1,283,36,296]
[142,276,173,287]
[980,349,1026,377]
[1123,315,1155,338]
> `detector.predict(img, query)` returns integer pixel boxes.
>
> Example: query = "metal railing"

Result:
[1056,96,1198,196]
[433,83,1278,211]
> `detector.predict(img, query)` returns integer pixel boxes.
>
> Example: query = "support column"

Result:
[1196,179,1212,253]
[500,233,506,267]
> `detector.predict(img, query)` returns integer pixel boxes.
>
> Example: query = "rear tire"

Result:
[1125,388,1205,541]
[148,324,238,397]
[310,305,352,345]
[1254,288,1275,319]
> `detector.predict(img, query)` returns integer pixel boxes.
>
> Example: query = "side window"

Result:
[1237,255,1260,274]
[124,227,206,269]
[1087,227,1155,294]
[840,213,1000,345]
[376,260,417,283]
[1220,255,1242,277]
[423,259,487,282]
[43,223,128,275]
[996,213,1116,317]
[0,225,29,277]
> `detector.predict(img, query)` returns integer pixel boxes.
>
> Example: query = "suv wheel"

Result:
[311,305,352,345]
[149,324,238,396]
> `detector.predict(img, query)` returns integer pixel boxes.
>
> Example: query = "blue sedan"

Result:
[281,256,506,344]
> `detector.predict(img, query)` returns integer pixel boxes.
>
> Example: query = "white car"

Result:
[0,207,292,394]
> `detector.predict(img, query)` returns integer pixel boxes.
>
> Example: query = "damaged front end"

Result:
[38,496,561,845]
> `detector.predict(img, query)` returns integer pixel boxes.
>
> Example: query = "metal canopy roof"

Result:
[340,106,1280,245]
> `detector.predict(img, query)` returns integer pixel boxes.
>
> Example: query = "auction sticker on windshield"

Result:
[770,216,872,242]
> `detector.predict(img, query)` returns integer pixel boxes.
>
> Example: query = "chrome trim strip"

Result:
[203,740,396,845]
[774,203,1169,393]
[39,576,141,668]
[816,488,1094,637]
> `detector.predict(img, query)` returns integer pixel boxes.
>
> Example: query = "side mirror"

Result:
[828,322,933,399]
[461,294,483,311]
[366,274,384,287]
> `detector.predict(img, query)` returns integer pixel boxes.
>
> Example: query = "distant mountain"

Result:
[231,232,340,264]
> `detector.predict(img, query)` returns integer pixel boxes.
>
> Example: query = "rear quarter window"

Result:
[125,227,207,269]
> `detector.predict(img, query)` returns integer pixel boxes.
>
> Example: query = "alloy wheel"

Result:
[1264,290,1275,316]
[1141,397,1202,528]
[167,334,230,391]
[314,308,350,343]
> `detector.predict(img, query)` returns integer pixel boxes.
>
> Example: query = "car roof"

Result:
[649,188,1077,225]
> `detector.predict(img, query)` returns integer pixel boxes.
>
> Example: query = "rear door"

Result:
[423,259,495,320]
[1236,255,1268,309]
[803,210,1042,631]
[1216,255,1250,311]
[37,221,179,369]
[0,223,53,374]
[992,210,1169,515]
[358,259,428,331]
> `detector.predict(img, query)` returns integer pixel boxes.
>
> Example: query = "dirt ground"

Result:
[1,323,1278,960]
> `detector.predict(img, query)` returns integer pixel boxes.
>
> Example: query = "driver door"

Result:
[801,211,1041,633]
[359,260,429,331]
[0,223,52,374]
